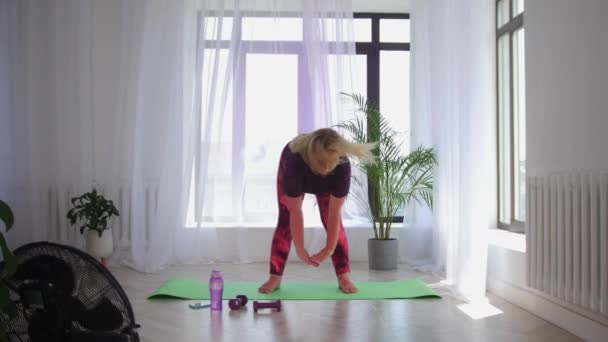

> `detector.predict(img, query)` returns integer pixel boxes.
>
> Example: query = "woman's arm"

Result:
[284,195,318,266]
[311,195,346,264]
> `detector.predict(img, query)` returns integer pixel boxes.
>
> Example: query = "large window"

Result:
[189,13,410,227]
[356,13,411,152]
[497,0,525,232]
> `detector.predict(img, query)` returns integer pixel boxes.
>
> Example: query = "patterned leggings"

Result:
[269,155,351,276]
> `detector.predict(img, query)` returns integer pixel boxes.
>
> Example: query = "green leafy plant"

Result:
[336,93,436,240]
[0,200,18,341]
[67,189,119,237]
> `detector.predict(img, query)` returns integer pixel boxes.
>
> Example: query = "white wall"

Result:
[208,0,410,13]
[0,1,14,201]
[353,0,409,13]
[487,1,608,340]
[526,0,608,177]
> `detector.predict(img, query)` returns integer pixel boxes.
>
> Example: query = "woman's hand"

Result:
[296,246,319,267]
[311,195,344,265]
[284,196,318,266]
[310,247,333,265]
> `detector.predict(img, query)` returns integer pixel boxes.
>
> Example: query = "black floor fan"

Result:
[0,242,140,342]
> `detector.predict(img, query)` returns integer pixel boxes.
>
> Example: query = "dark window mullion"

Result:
[497,13,524,36]
[356,43,372,54]
[378,43,410,50]
[369,17,380,107]
[365,17,381,213]
[354,13,409,19]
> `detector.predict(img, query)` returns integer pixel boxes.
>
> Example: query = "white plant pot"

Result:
[85,229,114,259]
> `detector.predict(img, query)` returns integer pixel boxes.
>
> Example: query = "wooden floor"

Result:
[110,262,581,342]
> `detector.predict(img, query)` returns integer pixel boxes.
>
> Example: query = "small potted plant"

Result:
[337,93,436,270]
[67,189,119,266]
[0,200,18,341]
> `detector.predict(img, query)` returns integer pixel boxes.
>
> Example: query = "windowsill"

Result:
[488,227,526,253]
[185,221,407,229]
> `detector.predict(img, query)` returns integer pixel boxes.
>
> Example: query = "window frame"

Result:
[195,11,411,224]
[496,0,525,233]
[354,13,410,117]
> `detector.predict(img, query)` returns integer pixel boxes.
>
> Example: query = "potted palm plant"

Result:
[0,200,18,341]
[67,189,119,266]
[337,93,436,270]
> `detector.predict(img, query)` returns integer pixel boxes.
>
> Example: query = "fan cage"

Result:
[0,242,139,342]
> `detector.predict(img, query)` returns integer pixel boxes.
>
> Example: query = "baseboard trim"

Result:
[487,277,608,342]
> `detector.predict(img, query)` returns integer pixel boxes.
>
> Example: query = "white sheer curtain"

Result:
[410,0,497,301]
[2,0,364,271]
[2,0,197,271]
[179,0,364,263]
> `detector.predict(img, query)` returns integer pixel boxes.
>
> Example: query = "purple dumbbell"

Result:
[253,300,281,313]
[228,295,248,310]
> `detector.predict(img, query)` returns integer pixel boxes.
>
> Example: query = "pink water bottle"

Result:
[209,270,223,311]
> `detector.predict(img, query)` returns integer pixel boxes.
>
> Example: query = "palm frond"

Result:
[338,93,437,239]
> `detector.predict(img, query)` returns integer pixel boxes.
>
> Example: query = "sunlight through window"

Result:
[457,300,504,320]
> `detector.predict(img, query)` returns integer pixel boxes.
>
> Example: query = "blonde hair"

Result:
[289,128,376,166]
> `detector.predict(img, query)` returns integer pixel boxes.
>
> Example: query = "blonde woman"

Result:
[258,128,375,294]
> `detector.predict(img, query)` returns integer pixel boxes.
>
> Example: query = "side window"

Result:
[497,0,525,232]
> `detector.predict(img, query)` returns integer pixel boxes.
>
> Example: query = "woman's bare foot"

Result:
[258,274,282,293]
[337,273,358,294]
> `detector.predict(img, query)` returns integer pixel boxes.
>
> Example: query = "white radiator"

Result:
[527,171,608,318]
[44,185,158,247]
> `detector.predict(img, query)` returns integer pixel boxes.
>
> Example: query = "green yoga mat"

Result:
[147,278,440,300]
